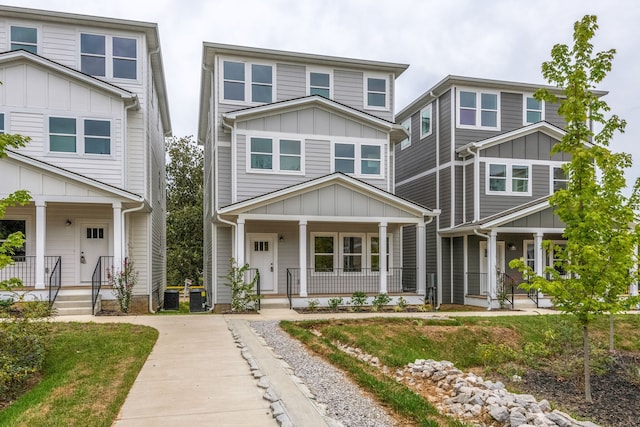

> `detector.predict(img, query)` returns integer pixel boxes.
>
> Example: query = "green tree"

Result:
[166,136,203,287]
[511,15,640,402]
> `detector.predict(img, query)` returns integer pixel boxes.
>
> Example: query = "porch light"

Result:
[279,235,284,242]
[65,219,72,226]
[508,243,517,251]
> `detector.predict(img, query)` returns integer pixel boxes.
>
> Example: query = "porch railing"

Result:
[286,267,417,308]
[0,256,61,288]
[91,256,114,315]
[245,268,260,311]
[48,257,62,307]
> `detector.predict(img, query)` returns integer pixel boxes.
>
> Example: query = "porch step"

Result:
[259,298,290,310]
[508,294,550,310]
[52,292,94,316]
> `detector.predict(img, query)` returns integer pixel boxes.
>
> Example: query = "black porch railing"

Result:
[0,256,61,288]
[48,257,62,307]
[286,267,417,309]
[245,268,260,311]
[92,256,113,315]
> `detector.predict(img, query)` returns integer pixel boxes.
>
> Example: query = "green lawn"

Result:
[0,322,158,427]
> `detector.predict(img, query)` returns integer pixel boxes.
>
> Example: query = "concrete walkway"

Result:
[56,308,562,427]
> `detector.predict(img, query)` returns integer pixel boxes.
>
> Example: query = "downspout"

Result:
[218,116,239,262]
[473,228,492,310]
[120,203,149,311]
[122,102,138,188]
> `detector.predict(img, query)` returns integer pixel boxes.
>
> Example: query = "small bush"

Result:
[394,296,408,312]
[350,292,368,312]
[371,293,391,312]
[307,299,320,312]
[0,325,46,399]
[221,258,261,312]
[327,297,343,312]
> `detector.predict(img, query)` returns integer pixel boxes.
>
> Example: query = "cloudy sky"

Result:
[6,0,640,190]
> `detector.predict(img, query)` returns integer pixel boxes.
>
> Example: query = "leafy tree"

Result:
[165,136,203,287]
[511,15,640,402]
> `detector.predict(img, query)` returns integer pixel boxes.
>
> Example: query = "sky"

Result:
[5,0,640,191]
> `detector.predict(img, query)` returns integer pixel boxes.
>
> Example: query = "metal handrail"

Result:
[91,256,113,315]
[48,256,61,307]
[286,269,293,309]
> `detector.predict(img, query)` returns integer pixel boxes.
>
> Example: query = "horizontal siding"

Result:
[217,146,232,207]
[276,63,306,101]
[452,237,464,304]
[395,109,437,183]
[545,100,564,129]
[441,237,451,304]
[501,92,522,131]
[465,163,474,222]
[439,90,452,165]
[41,23,77,68]
[426,221,437,281]
[333,69,363,112]
[393,172,436,209]
[455,165,464,226]
[128,213,149,296]
[439,168,451,228]
[215,225,233,304]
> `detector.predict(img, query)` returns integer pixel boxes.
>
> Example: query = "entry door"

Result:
[80,224,110,282]
[479,241,505,295]
[247,234,277,293]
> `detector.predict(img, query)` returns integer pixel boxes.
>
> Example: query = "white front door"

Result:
[479,241,505,294]
[247,233,277,293]
[80,224,110,282]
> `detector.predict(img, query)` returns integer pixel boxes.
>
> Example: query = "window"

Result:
[400,118,411,150]
[248,137,302,173]
[552,166,568,192]
[458,90,499,129]
[84,119,111,154]
[11,26,37,54]
[0,220,26,258]
[80,33,137,80]
[524,96,544,124]
[312,233,390,273]
[223,61,273,103]
[313,235,335,272]
[524,241,535,271]
[342,235,363,272]
[0,113,4,134]
[420,104,433,139]
[365,75,388,109]
[333,142,382,177]
[49,117,76,153]
[308,71,331,98]
[486,163,530,195]
[86,227,104,239]
[370,235,390,272]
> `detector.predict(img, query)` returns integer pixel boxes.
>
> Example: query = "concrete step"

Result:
[55,306,93,316]
[52,291,95,315]
[259,297,290,309]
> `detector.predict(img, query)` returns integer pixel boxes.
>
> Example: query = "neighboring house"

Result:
[394,75,605,309]
[198,43,438,310]
[0,6,171,314]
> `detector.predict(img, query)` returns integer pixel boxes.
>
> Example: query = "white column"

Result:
[378,222,387,294]
[299,220,307,297]
[35,200,46,289]
[487,230,497,309]
[630,244,638,298]
[417,221,426,295]
[236,218,245,267]
[534,231,544,277]
[113,202,122,269]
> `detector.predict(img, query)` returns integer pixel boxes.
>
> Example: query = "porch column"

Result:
[299,220,307,297]
[417,221,426,295]
[378,222,387,294]
[35,200,46,290]
[630,244,638,298]
[534,231,544,277]
[112,202,122,270]
[487,230,497,309]
[236,218,245,266]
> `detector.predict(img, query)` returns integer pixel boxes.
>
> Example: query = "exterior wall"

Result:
[126,212,149,296]
[452,236,464,304]
[215,225,233,304]
[438,90,452,166]
[464,162,474,222]
[501,207,565,228]
[441,237,451,304]
[394,105,437,183]
[276,63,306,100]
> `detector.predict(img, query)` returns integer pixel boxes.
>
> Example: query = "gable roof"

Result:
[456,121,566,155]
[218,172,438,219]
[222,95,408,143]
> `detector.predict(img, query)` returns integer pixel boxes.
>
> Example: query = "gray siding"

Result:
[454,165,464,226]
[465,163,474,222]
[452,237,464,304]
[502,207,565,229]
[544,101,564,129]
[501,92,523,131]
[440,168,451,228]
[277,63,306,101]
[218,146,232,207]
[482,132,567,161]
[441,237,451,304]
[394,173,436,209]
[215,225,233,304]
[438,90,452,165]
[467,235,481,295]
[395,108,437,183]
[426,221,437,282]
[334,69,363,112]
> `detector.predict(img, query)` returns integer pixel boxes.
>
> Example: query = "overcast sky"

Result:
[6,0,640,190]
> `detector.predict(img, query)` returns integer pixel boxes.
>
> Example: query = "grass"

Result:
[281,314,640,426]
[0,322,158,427]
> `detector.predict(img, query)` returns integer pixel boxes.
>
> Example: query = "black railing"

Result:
[92,256,113,315]
[0,256,60,287]
[245,268,260,311]
[497,272,515,309]
[527,288,540,308]
[48,257,61,307]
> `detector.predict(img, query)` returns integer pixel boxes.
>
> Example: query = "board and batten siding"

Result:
[481,132,567,161]
[501,207,565,229]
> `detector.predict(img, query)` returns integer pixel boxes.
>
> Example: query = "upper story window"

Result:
[248,136,302,174]
[458,90,499,130]
[420,104,433,139]
[487,162,530,195]
[49,117,111,155]
[400,118,411,150]
[223,60,273,104]
[333,142,382,177]
[11,26,38,54]
[80,33,137,80]
[552,165,568,192]
[0,219,26,259]
[365,74,389,110]
[308,70,331,98]
[524,95,544,124]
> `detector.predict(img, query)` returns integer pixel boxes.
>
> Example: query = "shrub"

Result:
[394,296,408,312]
[307,299,320,312]
[221,258,261,312]
[109,258,138,313]
[371,293,391,312]
[327,297,343,312]
[350,291,368,312]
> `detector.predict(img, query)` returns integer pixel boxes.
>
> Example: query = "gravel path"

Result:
[250,320,397,427]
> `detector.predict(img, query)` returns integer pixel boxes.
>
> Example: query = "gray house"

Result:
[394,75,605,309]
[198,43,438,310]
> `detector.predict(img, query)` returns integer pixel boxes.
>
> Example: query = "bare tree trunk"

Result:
[609,313,614,352]
[584,325,592,402]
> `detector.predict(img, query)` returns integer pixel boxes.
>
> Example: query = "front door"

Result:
[80,224,110,283]
[247,233,277,293]
[479,241,505,295]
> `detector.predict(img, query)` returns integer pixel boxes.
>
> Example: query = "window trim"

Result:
[331,141,385,178]
[245,135,304,175]
[485,161,531,196]
[420,104,433,139]
[220,58,275,105]
[306,67,333,98]
[0,216,31,260]
[363,73,390,111]
[550,164,569,194]
[79,32,140,82]
[457,88,500,131]
[523,94,545,125]
[311,232,338,274]
[368,233,392,273]
[10,24,39,54]
[0,112,6,134]
[400,117,411,150]
[48,116,113,157]
[310,232,392,275]
[83,118,112,156]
